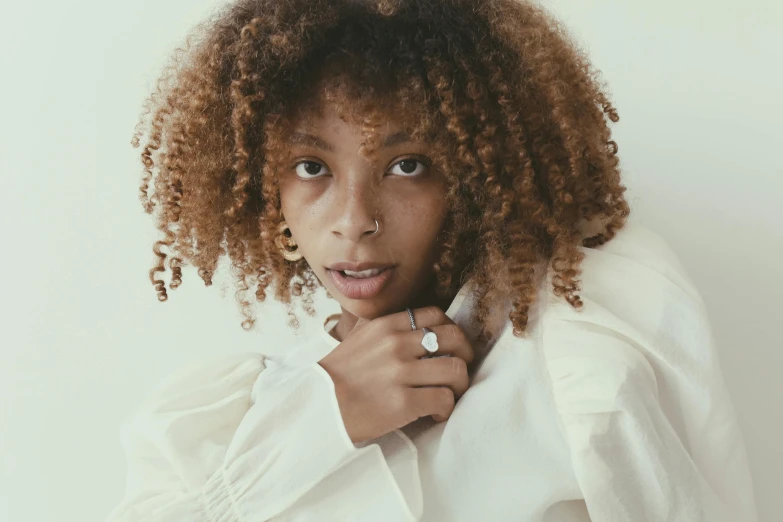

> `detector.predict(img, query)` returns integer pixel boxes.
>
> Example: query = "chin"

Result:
[337,298,397,320]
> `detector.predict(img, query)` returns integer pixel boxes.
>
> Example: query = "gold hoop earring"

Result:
[275,221,304,262]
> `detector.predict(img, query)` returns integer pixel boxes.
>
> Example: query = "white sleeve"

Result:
[104,351,366,522]
[542,225,758,522]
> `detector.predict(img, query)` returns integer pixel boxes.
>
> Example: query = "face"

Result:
[278,101,449,320]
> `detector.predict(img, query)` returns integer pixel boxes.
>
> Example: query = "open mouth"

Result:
[326,266,394,300]
[338,268,384,279]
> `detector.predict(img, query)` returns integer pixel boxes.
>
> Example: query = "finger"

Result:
[399,323,474,365]
[403,356,470,400]
[386,305,454,333]
[407,386,455,423]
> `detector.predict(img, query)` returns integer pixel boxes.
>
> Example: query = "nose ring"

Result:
[370,219,380,235]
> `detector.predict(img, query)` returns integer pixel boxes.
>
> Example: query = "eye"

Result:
[293,160,329,179]
[388,157,429,177]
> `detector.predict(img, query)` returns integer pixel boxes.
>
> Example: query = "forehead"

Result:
[283,107,413,162]
[282,91,427,160]
[277,65,437,160]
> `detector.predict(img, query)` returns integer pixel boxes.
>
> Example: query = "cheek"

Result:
[278,179,293,218]
[279,179,319,226]
[389,187,448,253]
[278,182,309,248]
[278,180,332,261]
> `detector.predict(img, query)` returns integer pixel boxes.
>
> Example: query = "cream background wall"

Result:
[1,1,780,520]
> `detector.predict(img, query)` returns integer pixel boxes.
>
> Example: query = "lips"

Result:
[325,262,395,300]
[327,261,394,272]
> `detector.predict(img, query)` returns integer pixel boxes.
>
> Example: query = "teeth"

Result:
[343,268,382,278]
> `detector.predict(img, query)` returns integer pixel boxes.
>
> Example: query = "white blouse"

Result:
[105,223,758,522]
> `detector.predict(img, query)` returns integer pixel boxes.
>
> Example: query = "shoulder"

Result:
[541,222,710,415]
[142,351,267,405]
[576,222,702,303]
[114,352,271,484]
[536,224,756,521]
[122,351,268,438]
[545,222,703,325]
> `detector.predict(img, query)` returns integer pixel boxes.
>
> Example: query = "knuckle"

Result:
[387,360,407,381]
[422,306,444,323]
[384,336,405,358]
[437,386,454,406]
[394,338,412,360]
[444,324,463,342]
[394,389,410,413]
[446,356,467,376]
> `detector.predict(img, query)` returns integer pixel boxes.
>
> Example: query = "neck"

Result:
[331,278,456,342]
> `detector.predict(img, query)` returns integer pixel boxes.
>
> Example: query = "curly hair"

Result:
[133,0,631,340]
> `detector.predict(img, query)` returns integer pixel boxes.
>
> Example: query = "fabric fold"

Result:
[105,350,419,521]
[542,226,758,522]
[106,223,758,522]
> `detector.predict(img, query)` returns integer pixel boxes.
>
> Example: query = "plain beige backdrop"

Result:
[1,1,780,521]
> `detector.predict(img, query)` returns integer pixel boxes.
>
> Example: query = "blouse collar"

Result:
[318,278,493,363]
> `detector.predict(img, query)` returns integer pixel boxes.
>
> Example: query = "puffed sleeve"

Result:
[542,225,758,522]
[105,350,367,522]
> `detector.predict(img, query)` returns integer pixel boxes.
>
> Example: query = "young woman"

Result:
[106,0,758,520]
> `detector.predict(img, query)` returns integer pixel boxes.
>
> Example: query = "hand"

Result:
[318,306,475,445]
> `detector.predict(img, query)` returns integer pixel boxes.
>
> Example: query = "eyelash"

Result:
[292,156,432,180]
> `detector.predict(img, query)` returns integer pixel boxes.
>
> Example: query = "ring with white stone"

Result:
[420,327,439,353]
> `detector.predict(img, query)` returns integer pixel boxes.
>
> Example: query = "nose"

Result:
[330,178,379,242]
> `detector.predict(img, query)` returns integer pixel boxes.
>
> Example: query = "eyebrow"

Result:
[286,130,412,152]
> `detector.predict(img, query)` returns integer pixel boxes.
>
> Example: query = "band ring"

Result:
[406,308,416,331]
[420,327,439,353]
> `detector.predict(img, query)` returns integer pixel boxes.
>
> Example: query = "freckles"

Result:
[393,205,443,241]
[387,189,445,230]
[305,194,332,222]
[305,207,321,233]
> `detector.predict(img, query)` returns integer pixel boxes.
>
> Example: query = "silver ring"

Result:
[371,219,380,235]
[420,327,439,353]
[406,308,416,330]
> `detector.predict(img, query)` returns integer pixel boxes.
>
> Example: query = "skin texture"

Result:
[279,100,454,342]
[278,96,479,440]
[132,0,633,340]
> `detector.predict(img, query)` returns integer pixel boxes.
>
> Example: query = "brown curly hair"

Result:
[133,0,630,341]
